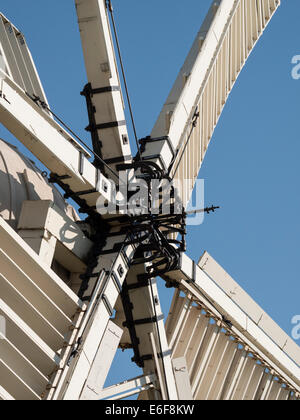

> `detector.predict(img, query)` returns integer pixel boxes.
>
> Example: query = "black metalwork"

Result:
[80,83,103,163]
[85,85,121,95]
[139,135,175,157]
[120,280,143,366]
[78,230,108,301]
[123,316,160,328]
[26,91,120,181]
[104,155,132,165]
[86,120,127,131]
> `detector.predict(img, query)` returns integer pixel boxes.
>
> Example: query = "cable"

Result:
[25,92,121,181]
[169,107,200,180]
[170,125,194,181]
[106,0,142,159]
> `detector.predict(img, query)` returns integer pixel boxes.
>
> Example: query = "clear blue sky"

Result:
[0,0,299,389]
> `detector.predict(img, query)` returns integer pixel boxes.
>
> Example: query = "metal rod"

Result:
[186,205,220,215]
[25,92,121,181]
[107,0,142,159]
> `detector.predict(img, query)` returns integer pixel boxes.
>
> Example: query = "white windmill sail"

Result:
[0,68,113,208]
[162,252,300,400]
[0,214,85,401]
[108,0,284,401]
[141,0,281,207]
[0,0,299,403]
[0,4,173,401]
[75,0,132,169]
[0,14,114,213]
[0,12,51,116]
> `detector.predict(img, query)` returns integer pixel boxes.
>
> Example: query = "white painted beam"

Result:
[0,12,50,113]
[0,334,49,396]
[241,363,265,400]
[0,298,58,377]
[165,252,300,392]
[199,251,300,366]
[0,69,112,209]
[186,315,211,374]
[98,374,157,400]
[191,323,220,393]
[208,340,238,400]
[80,321,123,400]
[18,200,93,272]
[0,217,85,399]
[194,332,230,400]
[0,385,15,401]
[143,0,280,207]
[58,237,136,400]
[75,0,132,167]
[0,359,41,400]
[172,357,193,400]
[0,248,73,335]
[221,349,248,400]
[0,216,83,317]
[0,272,65,351]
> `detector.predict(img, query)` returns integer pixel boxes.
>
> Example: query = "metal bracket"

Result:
[0,90,11,104]
[64,189,97,200]
[86,120,126,131]
[81,85,120,96]
[111,272,122,294]
[123,279,151,291]
[102,294,114,317]
[139,135,175,155]
[80,83,103,163]
[104,154,132,165]
[123,316,160,328]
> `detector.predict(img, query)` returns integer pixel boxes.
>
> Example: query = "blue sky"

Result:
[0,0,299,388]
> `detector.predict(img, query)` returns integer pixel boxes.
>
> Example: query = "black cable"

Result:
[107,0,142,159]
[169,107,200,180]
[170,124,194,181]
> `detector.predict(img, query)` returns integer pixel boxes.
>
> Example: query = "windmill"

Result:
[0,0,299,401]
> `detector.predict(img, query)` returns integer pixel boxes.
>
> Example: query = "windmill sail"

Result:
[0,12,113,214]
[0,0,299,402]
[75,0,132,169]
[0,12,51,116]
[163,251,300,400]
[142,0,280,207]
